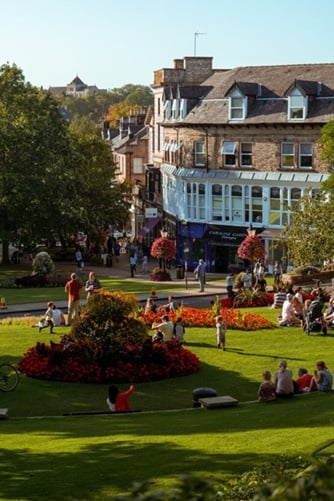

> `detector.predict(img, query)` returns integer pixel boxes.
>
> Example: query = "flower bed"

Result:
[140,307,275,330]
[18,290,200,384]
[18,337,200,384]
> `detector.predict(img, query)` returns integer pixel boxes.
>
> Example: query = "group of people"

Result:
[273,286,328,329]
[151,313,186,344]
[258,360,333,401]
[39,271,102,333]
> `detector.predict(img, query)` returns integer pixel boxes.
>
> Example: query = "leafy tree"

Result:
[0,63,76,261]
[66,116,131,240]
[282,191,334,267]
[319,119,334,169]
[0,64,131,263]
[57,85,153,124]
[104,102,141,127]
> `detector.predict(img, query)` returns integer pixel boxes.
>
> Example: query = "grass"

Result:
[0,264,200,305]
[0,306,334,499]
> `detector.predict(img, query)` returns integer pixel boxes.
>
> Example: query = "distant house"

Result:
[49,76,101,97]
[105,108,151,238]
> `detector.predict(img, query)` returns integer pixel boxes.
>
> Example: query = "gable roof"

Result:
[175,62,334,125]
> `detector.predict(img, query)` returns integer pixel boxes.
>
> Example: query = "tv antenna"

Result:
[194,32,207,56]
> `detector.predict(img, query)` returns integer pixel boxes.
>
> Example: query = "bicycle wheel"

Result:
[0,363,19,392]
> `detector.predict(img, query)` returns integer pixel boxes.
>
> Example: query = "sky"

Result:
[1,0,334,91]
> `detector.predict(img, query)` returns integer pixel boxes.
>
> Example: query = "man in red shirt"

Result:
[65,273,82,325]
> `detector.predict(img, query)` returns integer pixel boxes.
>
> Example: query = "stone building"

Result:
[149,56,334,272]
[109,109,151,237]
[49,76,100,97]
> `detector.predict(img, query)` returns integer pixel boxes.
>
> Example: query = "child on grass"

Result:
[258,370,277,402]
[215,315,227,350]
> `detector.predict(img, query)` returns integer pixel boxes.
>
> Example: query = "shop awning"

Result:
[258,229,283,239]
[139,216,161,236]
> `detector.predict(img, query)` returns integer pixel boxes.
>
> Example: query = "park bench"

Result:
[0,408,8,419]
[198,396,239,409]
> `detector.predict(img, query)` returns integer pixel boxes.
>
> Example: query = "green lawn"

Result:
[0,266,200,305]
[0,307,333,499]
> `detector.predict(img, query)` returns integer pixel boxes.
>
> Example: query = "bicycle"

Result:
[0,363,19,392]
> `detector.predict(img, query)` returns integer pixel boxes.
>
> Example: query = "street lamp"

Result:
[160,228,168,271]
[160,228,168,239]
[247,224,256,236]
[184,246,190,290]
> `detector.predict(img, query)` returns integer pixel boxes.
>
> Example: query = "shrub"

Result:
[18,290,200,383]
[150,268,172,281]
[32,251,55,275]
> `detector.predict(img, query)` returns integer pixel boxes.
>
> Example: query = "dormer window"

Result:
[288,88,307,120]
[164,100,172,120]
[180,98,187,119]
[229,90,247,120]
[172,99,179,119]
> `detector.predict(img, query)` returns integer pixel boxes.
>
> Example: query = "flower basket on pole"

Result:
[237,234,265,270]
[150,234,176,280]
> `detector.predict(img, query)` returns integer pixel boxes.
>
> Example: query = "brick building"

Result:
[49,76,100,97]
[109,109,151,236]
[149,56,334,272]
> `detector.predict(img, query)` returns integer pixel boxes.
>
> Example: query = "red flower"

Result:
[150,237,176,259]
[237,234,265,261]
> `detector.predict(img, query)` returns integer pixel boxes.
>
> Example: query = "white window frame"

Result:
[288,88,307,120]
[299,143,313,169]
[164,100,172,120]
[229,90,247,120]
[194,141,205,167]
[180,98,187,119]
[172,99,179,119]
[133,158,143,174]
[240,142,252,167]
[281,143,295,168]
[222,141,236,167]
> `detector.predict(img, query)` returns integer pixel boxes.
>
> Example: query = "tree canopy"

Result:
[57,84,153,124]
[0,63,130,262]
[282,191,334,267]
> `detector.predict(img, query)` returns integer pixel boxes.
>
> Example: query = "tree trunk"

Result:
[1,240,10,265]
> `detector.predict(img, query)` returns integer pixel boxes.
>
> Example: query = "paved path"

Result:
[0,254,228,316]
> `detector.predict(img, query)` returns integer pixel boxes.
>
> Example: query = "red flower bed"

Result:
[18,291,275,385]
[18,337,200,384]
[140,307,275,330]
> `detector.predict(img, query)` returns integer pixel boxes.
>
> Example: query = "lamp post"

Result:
[184,246,190,290]
[247,223,256,236]
[160,228,168,271]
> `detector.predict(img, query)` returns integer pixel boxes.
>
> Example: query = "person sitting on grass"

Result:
[258,370,276,402]
[279,294,301,326]
[296,368,313,393]
[174,316,186,343]
[271,287,287,309]
[274,360,294,398]
[106,384,135,412]
[308,361,333,392]
[151,315,174,341]
[144,297,157,314]
[159,296,179,313]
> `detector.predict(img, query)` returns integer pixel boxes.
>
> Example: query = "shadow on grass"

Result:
[1,398,334,499]
[0,439,269,499]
